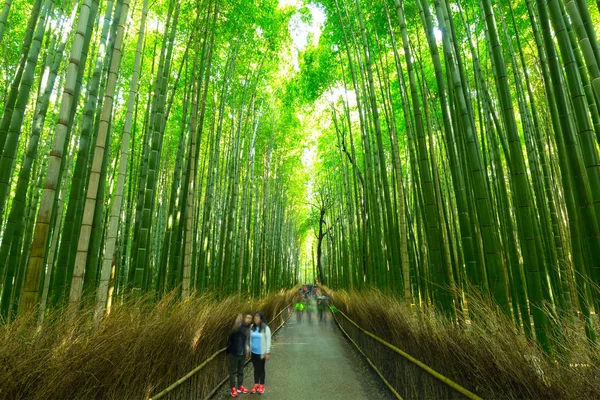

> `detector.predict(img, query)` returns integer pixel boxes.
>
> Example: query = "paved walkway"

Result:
[214,310,392,399]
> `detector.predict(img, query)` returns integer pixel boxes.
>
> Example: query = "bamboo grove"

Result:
[298,0,600,354]
[1,0,600,356]
[0,0,306,323]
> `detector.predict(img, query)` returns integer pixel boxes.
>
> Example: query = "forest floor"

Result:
[213,310,392,400]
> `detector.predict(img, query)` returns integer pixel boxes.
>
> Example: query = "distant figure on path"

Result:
[295,300,305,322]
[316,294,329,321]
[301,285,309,300]
[249,311,272,394]
[227,312,252,397]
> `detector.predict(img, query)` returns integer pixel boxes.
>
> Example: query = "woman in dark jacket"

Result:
[227,312,252,397]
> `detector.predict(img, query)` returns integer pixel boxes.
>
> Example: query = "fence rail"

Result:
[149,304,292,400]
[331,307,482,400]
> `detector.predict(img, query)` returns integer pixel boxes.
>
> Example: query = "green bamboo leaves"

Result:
[1,0,302,322]
[1,0,600,358]
[312,0,600,352]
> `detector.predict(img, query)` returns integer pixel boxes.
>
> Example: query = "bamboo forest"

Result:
[1,0,600,398]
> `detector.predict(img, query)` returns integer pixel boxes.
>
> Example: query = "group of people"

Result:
[226,287,328,397]
[295,285,329,322]
[226,311,272,397]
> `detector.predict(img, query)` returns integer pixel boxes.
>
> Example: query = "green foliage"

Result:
[297,37,338,102]
[1,0,600,365]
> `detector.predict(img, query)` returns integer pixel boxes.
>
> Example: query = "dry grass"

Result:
[0,289,297,400]
[330,289,600,399]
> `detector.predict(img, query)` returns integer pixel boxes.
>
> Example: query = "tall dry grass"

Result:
[330,289,600,399]
[0,290,297,400]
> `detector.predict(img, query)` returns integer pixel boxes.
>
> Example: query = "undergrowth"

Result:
[330,289,600,399]
[0,290,296,400]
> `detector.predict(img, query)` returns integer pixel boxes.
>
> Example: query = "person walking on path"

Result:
[249,311,271,394]
[295,300,305,322]
[316,294,329,322]
[227,312,253,397]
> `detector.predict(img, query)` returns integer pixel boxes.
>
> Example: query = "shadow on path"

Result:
[213,311,393,400]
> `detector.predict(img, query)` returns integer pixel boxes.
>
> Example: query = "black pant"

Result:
[229,354,245,388]
[251,353,266,384]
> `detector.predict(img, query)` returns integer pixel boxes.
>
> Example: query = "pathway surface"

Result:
[214,310,392,399]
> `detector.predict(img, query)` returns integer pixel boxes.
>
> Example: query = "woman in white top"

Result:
[248,311,271,394]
